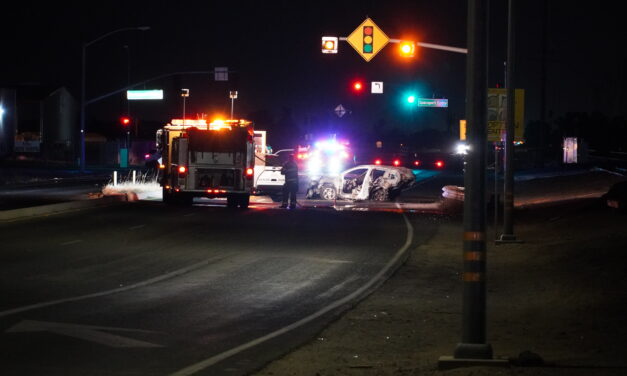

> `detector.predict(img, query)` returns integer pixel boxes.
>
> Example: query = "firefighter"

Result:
[280,153,299,209]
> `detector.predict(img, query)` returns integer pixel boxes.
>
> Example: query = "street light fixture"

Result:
[79,26,150,172]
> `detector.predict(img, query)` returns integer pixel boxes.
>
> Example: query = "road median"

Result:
[0,194,128,222]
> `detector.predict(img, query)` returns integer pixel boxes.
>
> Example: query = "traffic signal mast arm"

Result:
[338,36,467,54]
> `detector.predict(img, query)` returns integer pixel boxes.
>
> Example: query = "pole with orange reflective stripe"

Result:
[456,0,493,360]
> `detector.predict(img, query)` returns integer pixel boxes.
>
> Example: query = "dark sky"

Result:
[2,1,626,146]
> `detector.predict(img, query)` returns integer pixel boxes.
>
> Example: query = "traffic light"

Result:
[321,36,338,54]
[406,95,416,104]
[352,80,364,93]
[120,116,131,127]
[399,41,415,57]
[363,26,373,54]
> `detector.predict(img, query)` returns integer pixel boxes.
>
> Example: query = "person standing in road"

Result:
[280,153,299,209]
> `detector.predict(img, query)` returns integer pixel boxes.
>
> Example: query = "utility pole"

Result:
[439,0,507,368]
[498,0,522,243]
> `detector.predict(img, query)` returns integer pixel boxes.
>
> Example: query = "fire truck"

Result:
[156,119,256,208]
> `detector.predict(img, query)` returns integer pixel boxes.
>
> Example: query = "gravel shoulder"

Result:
[254,172,627,376]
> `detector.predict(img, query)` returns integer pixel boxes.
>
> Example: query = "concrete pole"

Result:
[440,1,507,368]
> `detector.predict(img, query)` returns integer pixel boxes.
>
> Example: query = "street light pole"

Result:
[498,0,522,243]
[79,26,150,172]
[181,89,189,125]
[229,90,238,119]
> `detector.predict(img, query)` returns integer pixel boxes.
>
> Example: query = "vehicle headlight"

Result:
[328,157,342,175]
[308,156,322,175]
[456,142,469,155]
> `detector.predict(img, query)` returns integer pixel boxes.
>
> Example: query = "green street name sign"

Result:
[417,98,448,107]
[126,90,163,100]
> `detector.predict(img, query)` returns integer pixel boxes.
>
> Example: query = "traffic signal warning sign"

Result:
[347,18,389,62]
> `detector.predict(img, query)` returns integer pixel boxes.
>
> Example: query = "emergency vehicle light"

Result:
[209,120,232,131]
[170,119,208,127]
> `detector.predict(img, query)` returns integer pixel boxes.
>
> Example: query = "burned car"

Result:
[306,165,415,201]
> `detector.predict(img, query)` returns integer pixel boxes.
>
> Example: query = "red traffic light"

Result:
[352,81,364,92]
[120,116,131,126]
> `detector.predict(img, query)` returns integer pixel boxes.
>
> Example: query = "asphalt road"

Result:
[0,200,440,375]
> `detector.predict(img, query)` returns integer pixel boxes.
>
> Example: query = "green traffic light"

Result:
[407,95,416,104]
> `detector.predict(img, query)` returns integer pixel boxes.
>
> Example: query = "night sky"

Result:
[2,0,625,149]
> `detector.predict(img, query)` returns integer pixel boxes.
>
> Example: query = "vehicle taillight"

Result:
[393,159,401,166]
[435,160,444,168]
[245,167,254,179]
[159,164,165,169]
[374,159,382,165]
[414,160,421,166]
[144,153,151,159]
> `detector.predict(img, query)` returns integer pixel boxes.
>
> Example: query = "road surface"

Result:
[0,200,440,375]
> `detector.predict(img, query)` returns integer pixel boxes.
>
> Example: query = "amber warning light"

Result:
[321,36,338,54]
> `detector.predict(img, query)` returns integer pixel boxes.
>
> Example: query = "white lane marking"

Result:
[316,275,361,300]
[169,203,414,376]
[0,254,229,318]
[129,224,146,230]
[60,240,82,246]
[305,257,353,264]
[7,320,163,348]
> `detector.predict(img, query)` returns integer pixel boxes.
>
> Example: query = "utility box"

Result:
[563,137,588,164]
[119,148,128,168]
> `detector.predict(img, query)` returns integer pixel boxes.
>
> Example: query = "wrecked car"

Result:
[305,165,415,201]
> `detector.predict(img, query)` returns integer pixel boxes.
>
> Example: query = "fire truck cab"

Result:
[157,119,255,208]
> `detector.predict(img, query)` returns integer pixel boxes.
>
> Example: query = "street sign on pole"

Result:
[334,104,347,118]
[346,18,389,62]
[371,81,383,94]
[215,67,228,81]
[126,90,163,100]
[487,88,524,142]
[417,98,449,107]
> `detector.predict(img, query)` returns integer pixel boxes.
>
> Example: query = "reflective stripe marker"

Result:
[462,272,483,282]
[464,252,484,261]
[463,231,485,241]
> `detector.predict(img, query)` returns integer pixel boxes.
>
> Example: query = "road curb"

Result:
[0,195,128,222]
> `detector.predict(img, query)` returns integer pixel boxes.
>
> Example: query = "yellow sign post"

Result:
[346,18,389,62]
[487,88,525,142]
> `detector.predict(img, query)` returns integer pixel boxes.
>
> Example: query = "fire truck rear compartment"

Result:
[194,168,239,190]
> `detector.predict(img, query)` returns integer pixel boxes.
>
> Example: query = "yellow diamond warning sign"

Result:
[347,18,389,62]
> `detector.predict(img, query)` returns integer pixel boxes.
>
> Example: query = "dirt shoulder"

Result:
[254,176,627,375]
